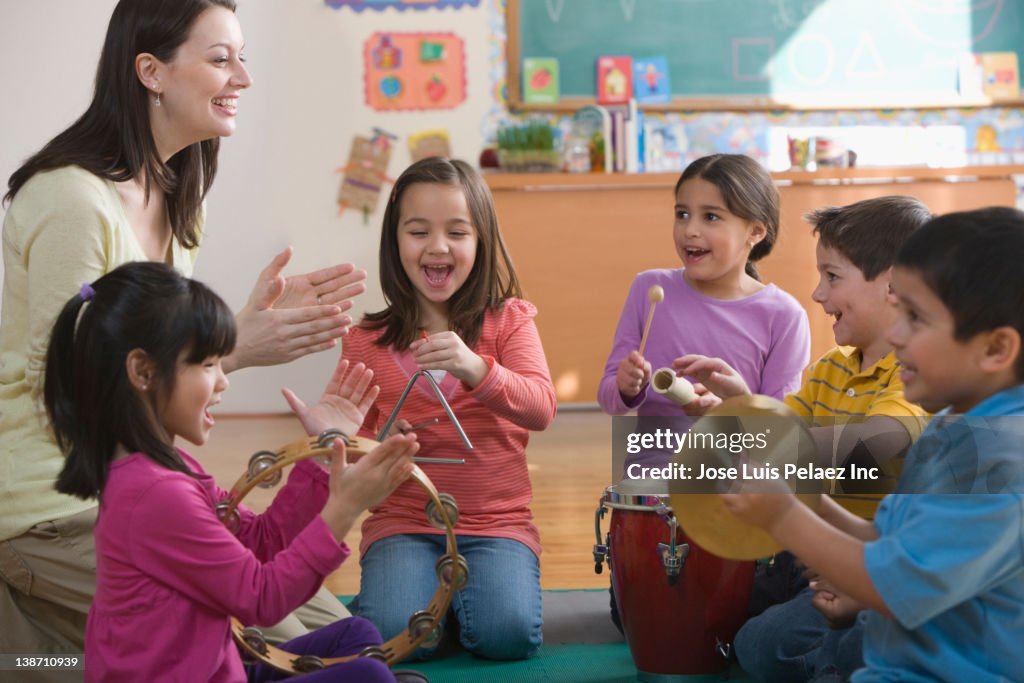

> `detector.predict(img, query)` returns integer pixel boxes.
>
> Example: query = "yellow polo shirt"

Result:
[785,346,928,518]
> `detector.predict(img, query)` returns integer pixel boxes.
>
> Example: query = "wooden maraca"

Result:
[638,285,664,356]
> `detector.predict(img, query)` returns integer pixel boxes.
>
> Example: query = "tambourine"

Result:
[217,429,466,675]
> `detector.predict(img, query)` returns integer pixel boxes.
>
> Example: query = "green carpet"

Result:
[398,642,638,683]
[338,589,749,682]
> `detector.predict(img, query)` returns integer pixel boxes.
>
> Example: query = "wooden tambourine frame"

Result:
[217,430,466,675]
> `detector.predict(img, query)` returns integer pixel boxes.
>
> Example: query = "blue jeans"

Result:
[734,587,864,682]
[248,616,394,682]
[349,534,543,661]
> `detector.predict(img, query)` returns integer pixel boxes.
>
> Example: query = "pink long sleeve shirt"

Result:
[85,450,348,682]
[342,298,557,558]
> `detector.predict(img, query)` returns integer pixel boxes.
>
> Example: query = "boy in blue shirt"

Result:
[722,207,1024,682]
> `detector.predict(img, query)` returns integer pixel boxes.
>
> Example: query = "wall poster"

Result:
[364,32,467,111]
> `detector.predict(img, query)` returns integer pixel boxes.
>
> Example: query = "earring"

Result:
[154,92,161,107]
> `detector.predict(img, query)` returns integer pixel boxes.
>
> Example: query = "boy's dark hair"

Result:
[46,262,236,500]
[5,0,237,249]
[807,196,932,281]
[363,157,522,350]
[675,154,779,281]
[897,207,1024,378]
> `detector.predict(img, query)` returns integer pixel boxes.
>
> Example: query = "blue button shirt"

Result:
[855,385,1024,682]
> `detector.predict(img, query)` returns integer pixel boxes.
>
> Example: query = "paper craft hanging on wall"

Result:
[336,129,396,222]
[364,32,466,111]
[325,0,479,10]
[408,129,452,163]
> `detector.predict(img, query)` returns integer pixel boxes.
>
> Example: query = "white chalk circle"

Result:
[786,33,835,86]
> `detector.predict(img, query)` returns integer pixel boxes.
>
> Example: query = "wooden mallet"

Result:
[638,285,664,356]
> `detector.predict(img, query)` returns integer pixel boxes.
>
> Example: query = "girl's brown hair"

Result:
[674,154,780,281]
[362,157,522,350]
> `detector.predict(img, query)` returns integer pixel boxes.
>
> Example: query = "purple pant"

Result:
[248,616,395,682]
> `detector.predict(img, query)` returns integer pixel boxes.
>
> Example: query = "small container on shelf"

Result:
[564,138,591,173]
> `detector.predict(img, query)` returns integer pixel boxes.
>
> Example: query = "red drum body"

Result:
[597,485,754,680]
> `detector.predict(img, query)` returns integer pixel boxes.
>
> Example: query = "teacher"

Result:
[0,0,364,668]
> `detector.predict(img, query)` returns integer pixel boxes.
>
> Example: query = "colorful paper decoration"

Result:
[325,0,479,10]
[419,41,446,62]
[372,34,403,69]
[336,129,396,221]
[364,32,466,111]
[408,129,452,163]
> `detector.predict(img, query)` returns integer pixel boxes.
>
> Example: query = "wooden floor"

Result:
[191,409,613,595]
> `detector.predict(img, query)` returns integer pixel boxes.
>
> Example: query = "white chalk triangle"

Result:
[846,32,886,78]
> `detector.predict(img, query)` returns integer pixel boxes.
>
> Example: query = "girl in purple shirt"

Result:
[44,262,422,682]
[597,153,810,637]
[599,154,810,423]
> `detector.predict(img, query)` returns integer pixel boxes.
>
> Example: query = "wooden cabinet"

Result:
[487,167,1022,403]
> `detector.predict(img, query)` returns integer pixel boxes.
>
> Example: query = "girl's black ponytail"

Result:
[47,290,106,499]
[44,263,237,501]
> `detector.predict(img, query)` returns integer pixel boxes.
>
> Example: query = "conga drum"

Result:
[595,395,822,680]
[594,482,754,680]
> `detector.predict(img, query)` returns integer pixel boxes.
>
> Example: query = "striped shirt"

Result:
[785,346,928,518]
[342,298,557,557]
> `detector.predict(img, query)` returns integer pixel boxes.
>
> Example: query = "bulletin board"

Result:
[507,0,1024,111]
[364,32,467,111]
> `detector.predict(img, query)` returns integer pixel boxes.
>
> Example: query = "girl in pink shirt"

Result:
[44,261,422,682]
[342,158,556,661]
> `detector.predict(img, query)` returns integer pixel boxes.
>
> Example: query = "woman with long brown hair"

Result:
[1,0,365,661]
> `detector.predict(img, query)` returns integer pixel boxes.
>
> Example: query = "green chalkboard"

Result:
[508,0,1024,110]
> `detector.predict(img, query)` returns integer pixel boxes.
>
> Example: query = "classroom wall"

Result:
[2,0,1023,412]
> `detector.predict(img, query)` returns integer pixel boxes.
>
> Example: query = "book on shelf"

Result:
[642,115,688,173]
[596,55,633,105]
[607,99,641,173]
[522,57,560,104]
[959,52,1020,100]
[625,98,639,173]
[610,108,625,172]
[981,52,1019,100]
[633,57,671,105]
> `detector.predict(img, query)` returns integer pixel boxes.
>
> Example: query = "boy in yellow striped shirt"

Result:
[676,195,932,683]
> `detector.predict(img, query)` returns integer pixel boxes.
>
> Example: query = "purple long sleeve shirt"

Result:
[598,270,806,413]
[85,450,348,683]
[599,269,809,472]
[599,268,810,415]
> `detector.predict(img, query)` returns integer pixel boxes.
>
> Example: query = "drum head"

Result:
[669,395,822,560]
